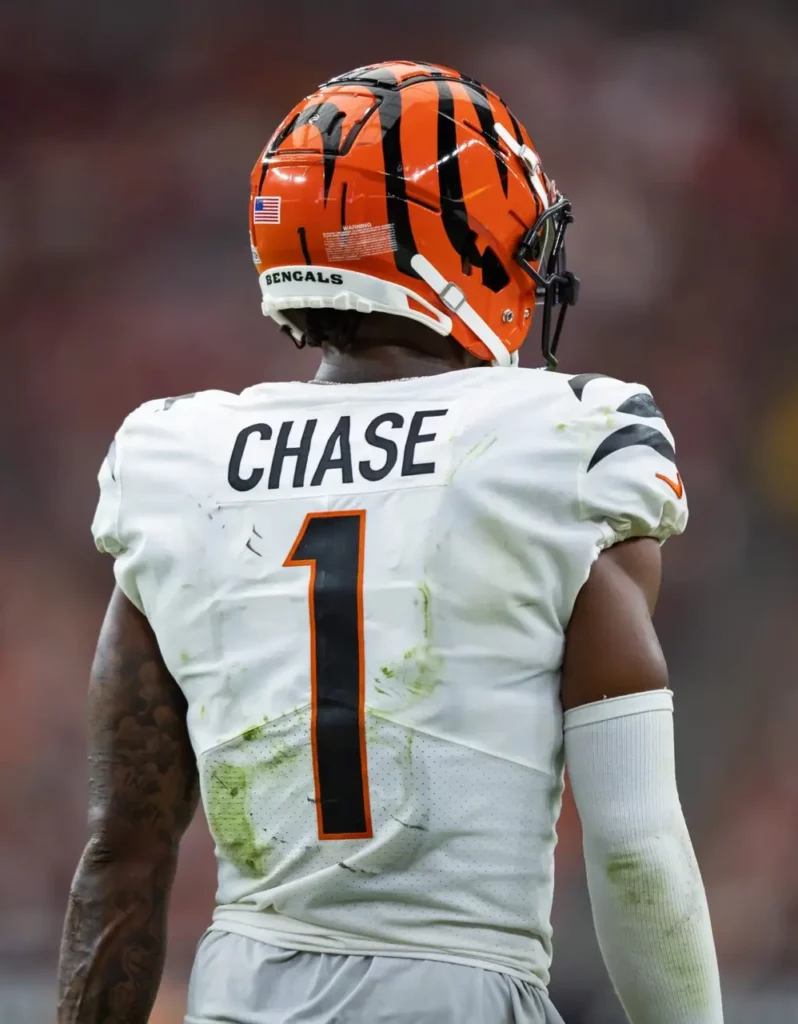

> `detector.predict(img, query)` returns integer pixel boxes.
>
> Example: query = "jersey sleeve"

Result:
[90,401,164,611]
[572,376,688,549]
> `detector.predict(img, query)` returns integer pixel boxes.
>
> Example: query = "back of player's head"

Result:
[249,61,579,369]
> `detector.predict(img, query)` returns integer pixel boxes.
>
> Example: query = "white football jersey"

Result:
[92,367,686,987]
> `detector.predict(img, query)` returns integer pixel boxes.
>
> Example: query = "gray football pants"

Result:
[185,929,566,1024]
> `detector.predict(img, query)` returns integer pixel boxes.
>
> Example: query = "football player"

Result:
[58,62,724,1024]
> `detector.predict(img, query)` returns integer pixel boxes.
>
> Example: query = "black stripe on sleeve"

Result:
[106,439,117,481]
[162,393,197,411]
[568,373,608,400]
[616,393,663,419]
[587,424,676,472]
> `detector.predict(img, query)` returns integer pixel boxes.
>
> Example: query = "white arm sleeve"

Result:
[564,690,724,1024]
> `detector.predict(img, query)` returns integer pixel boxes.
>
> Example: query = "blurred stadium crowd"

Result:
[3,1,798,1021]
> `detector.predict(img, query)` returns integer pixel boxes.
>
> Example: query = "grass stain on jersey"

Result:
[419,582,433,643]
[446,433,497,483]
[240,716,272,743]
[265,743,300,771]
[373,618,442,707]
[601,407,616,432]
[365,714,407,753]
[370,583,443,710]
[180,650,191,665]
[463,515,532,627]
[206,763,270,877]
[405,649,442,700]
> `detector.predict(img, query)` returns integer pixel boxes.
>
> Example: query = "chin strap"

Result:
[494,123,551,213]
[410,254,517,368]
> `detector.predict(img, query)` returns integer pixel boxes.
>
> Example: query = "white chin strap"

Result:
[409,255,517,367]
[494,122,550,214]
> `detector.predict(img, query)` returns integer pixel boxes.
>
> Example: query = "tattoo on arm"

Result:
[57,587,199,1024]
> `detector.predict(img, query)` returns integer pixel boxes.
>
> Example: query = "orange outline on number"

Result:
[284,510,373,840]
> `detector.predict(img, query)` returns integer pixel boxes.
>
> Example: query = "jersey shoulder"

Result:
[91,390,236,548]
[111,386,261,466]
[120,387,243,431]
[560,372,687,547]
[464,366,657,411]
[464,367,666,435]
[436,367,686,548]
[511,368,664,414]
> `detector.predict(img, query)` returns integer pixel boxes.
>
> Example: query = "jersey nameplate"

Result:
[227,407,451,496]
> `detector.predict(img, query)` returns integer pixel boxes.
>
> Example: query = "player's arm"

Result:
[57,587,199,1024]
[562,538,723,1024]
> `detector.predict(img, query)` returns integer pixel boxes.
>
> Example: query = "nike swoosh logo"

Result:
[656,471,684,500]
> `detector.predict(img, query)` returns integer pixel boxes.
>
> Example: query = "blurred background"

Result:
[3,0,798,1021]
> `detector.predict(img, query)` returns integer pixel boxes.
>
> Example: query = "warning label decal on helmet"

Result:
[323,223,398,262]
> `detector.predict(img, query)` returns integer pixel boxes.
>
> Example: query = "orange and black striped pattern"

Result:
[250,61,558,362]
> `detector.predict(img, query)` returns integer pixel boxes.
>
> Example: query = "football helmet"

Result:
[250,61,578,368]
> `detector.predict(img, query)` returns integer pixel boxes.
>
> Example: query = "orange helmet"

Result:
[249,61,578,368]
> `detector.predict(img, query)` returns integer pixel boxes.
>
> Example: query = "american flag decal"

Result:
[254,196,281,225]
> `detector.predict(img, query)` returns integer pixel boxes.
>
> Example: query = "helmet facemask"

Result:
[493,122,579,370]
[515,197,579,370]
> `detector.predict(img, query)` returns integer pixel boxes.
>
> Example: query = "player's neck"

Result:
[313,343,478,384]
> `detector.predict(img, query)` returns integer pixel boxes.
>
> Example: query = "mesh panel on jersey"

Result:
[201,707,561,966]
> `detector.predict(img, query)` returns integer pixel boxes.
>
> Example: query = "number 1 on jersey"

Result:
[284,511,373,840]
